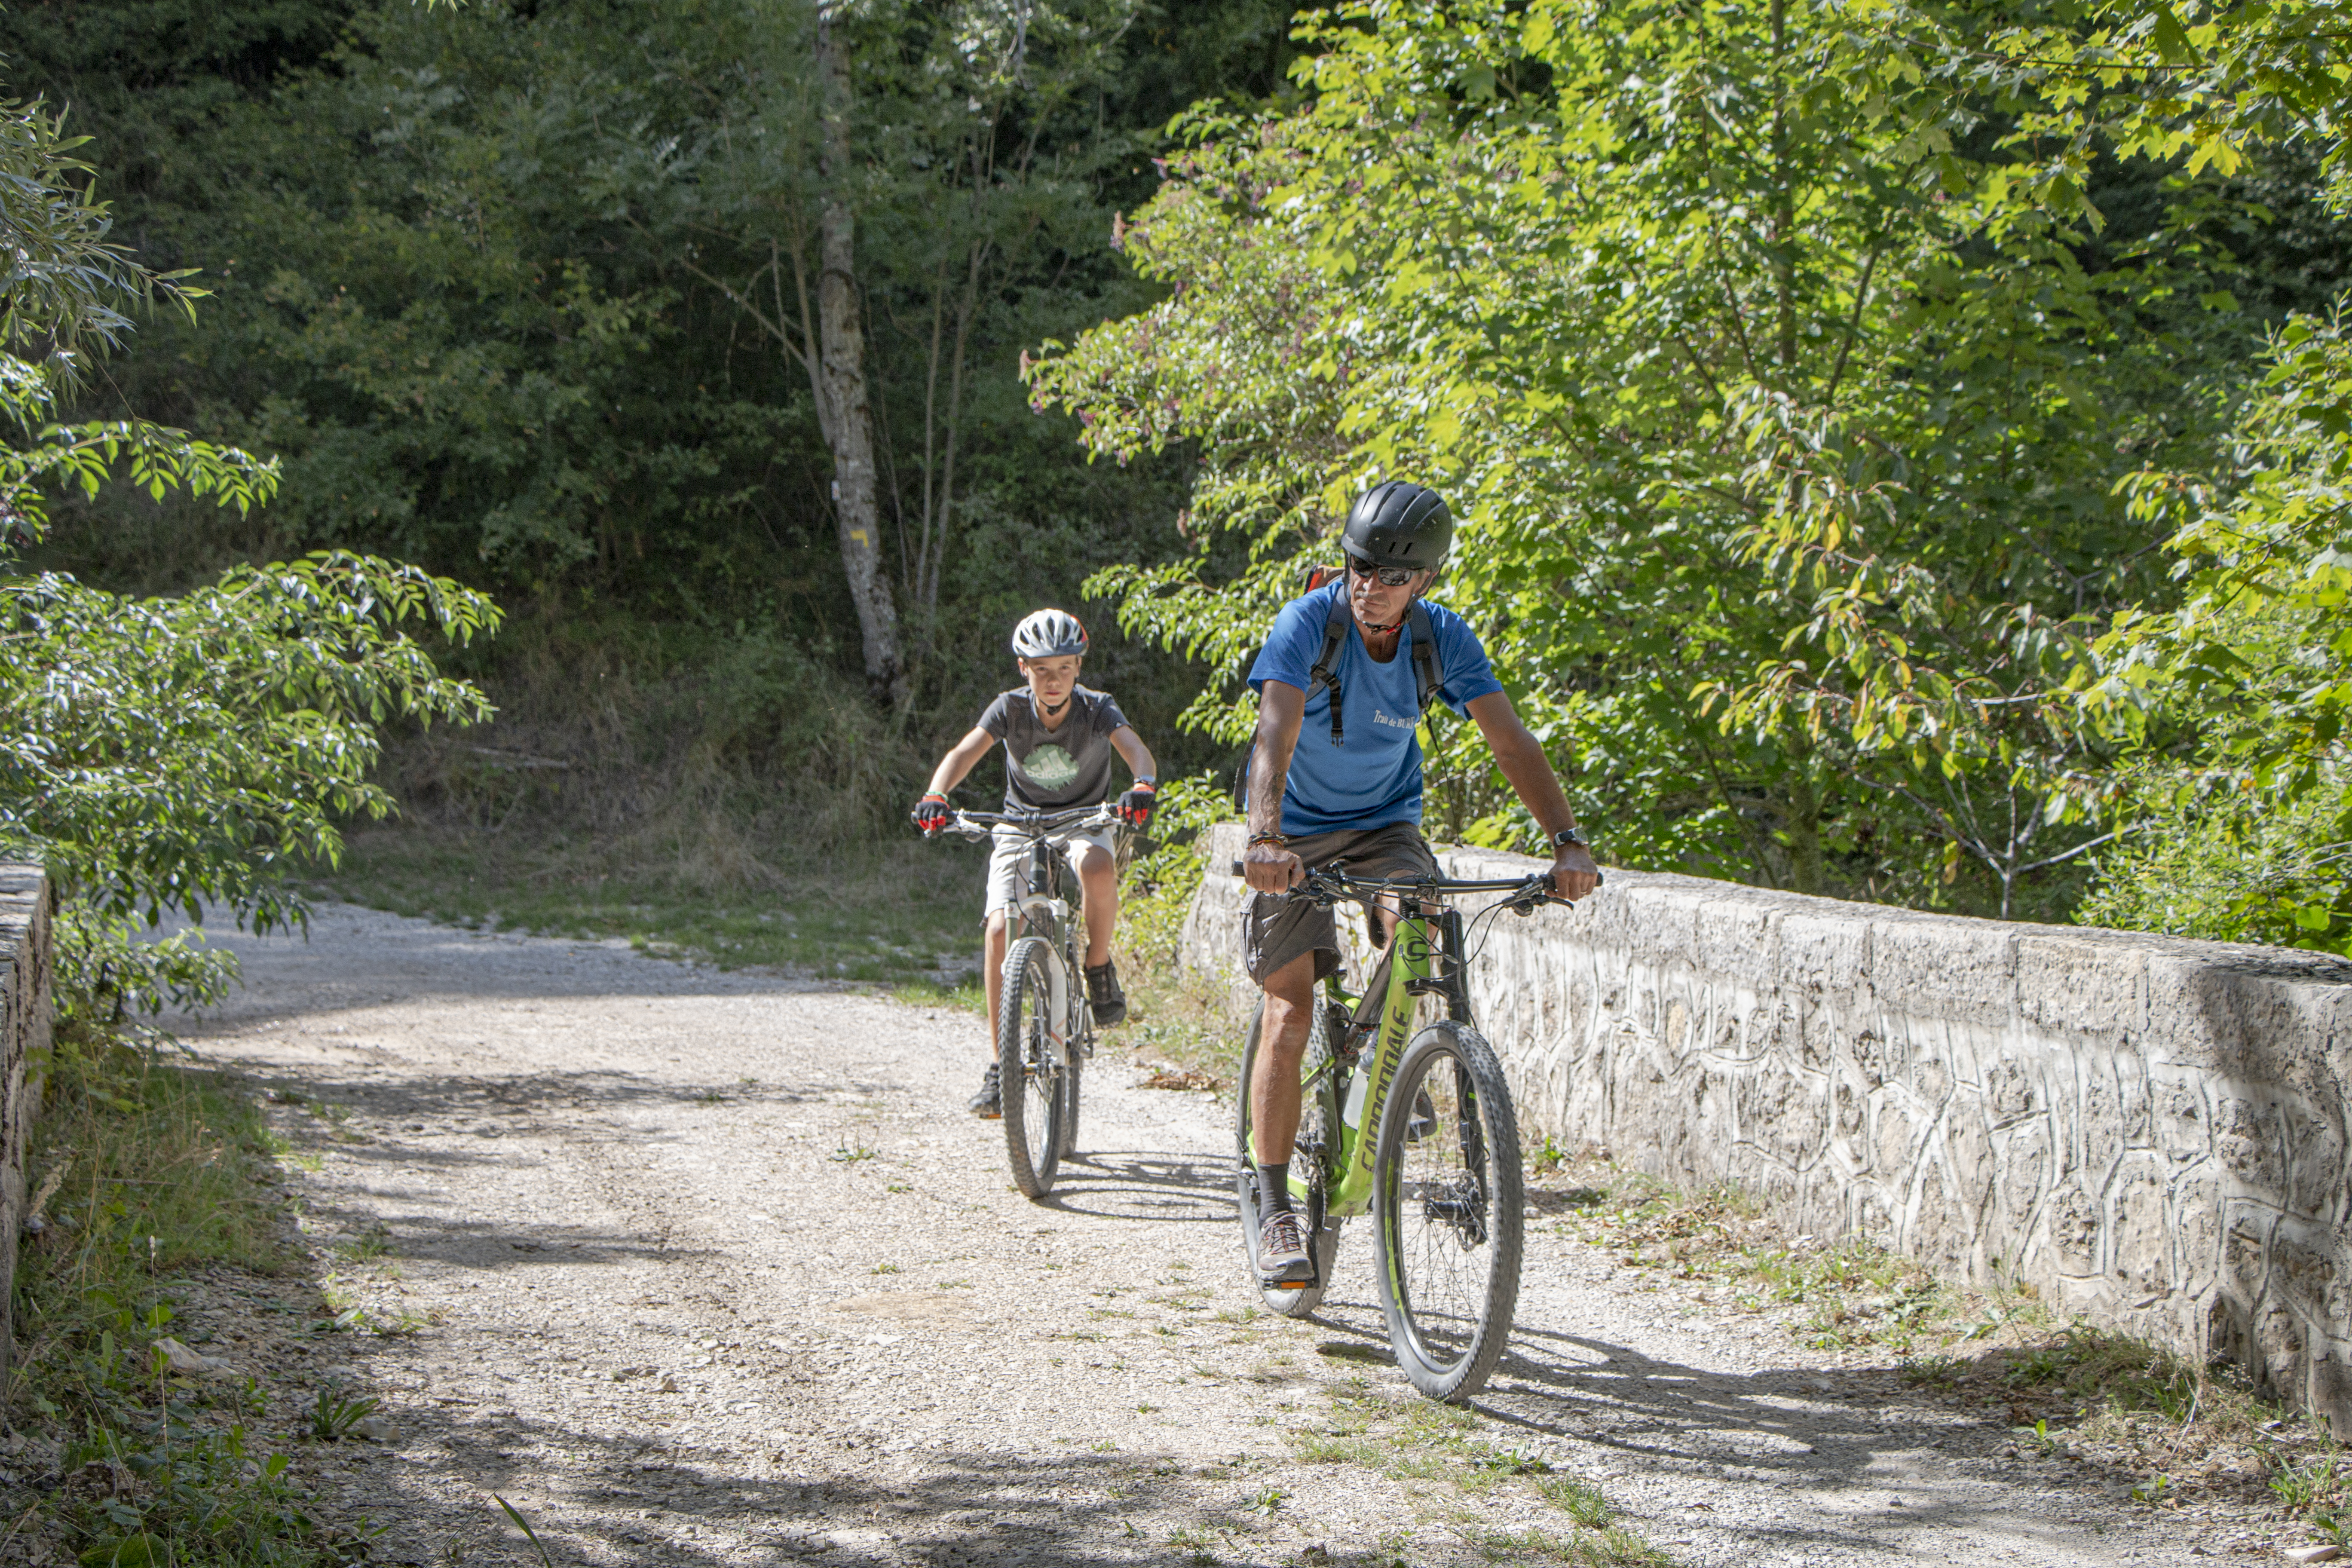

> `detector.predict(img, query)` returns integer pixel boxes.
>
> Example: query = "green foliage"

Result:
[2084,312,2352,950]
[0,81,501,1016]
[1034,0,2285,919]
[1117,774,1230,969]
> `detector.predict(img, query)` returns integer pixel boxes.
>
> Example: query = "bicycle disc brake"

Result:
[1421,1177,1489,1249]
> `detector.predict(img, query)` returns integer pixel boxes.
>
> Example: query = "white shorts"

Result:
[984,823,1116,920]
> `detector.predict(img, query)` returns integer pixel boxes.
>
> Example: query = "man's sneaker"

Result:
[1085,960,1127,1027]
[968,1063,1002,1119]
[1256,1211,1313,1286]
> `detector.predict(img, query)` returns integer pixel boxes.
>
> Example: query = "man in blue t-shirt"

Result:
[1239,480,1602,1286]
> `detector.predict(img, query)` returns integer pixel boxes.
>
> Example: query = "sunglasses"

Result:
[1347,557,1421,588]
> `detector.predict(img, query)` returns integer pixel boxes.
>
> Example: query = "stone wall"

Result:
[0,865,52,1400]
[1182,824,2352,1422]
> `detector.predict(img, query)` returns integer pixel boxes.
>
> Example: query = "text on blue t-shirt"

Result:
[1246,582,1504,836]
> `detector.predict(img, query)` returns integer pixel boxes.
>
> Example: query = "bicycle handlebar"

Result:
[938,803,1117,842]
[1224,859,1598,914]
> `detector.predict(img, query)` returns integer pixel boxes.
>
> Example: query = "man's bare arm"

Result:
[1243,681,1307,893]
[1466,690,1601,899]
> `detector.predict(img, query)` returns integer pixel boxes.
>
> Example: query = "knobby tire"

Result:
[998,937,1064,1198]
[1372,1021,1522,1401]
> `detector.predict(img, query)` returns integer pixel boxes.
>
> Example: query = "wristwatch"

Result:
[1551,827,1588,849]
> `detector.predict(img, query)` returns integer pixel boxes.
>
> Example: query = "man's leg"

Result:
[1247,950,1320,1283]
[1250,950,1320,1170]
[963,910,1010,1118]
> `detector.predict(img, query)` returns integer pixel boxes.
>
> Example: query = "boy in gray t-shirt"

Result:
[913,609,1158,1118]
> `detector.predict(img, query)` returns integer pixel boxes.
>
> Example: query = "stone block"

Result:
[2104,1158,2170,1298]
[1868,916,2019,1027]
[0,863,52,1415]
[1694,899,1779,986]
[2014,936,2145,1038]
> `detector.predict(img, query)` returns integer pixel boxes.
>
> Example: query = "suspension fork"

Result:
[1434,904,1473,1025]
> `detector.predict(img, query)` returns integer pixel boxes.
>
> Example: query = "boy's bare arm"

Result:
[925,727,998,798]
[1109,725,1156,782]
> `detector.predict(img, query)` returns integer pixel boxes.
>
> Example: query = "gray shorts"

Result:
[984,822,1116,921]
[1241,821,1439,985]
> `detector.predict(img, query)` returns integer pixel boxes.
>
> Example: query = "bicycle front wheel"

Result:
[1058,1041,1083,1159]
[1372,1020,1522,1400]
[998,937,1066,1198]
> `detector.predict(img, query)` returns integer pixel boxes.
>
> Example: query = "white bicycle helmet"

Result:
[1011,608,1088,659]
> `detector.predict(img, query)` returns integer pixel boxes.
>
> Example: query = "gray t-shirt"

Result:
[979,686,1131,812]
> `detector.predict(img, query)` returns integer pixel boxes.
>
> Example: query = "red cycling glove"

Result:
[1118,780,1158,830]
[912,793,951,836]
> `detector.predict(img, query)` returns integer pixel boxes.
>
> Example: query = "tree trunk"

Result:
[1786,766,1825,895]
[813,4,906,708]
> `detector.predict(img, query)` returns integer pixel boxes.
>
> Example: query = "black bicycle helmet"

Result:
[1340,481,1453,572]
[1011,607,1088,659]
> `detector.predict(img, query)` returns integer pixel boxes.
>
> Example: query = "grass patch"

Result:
[1539,1156,2345,1527]
[1459,1523,1671,1566]
[320,824,981,983]
[1914,1325,2310,1516]
[8,1027,370,1568]
[1285,1383,1669,1559]
[1536,1157,1994,1354]
[1116,961,1240,1091]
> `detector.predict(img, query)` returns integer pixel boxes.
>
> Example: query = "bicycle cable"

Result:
[1454,885,1537,978]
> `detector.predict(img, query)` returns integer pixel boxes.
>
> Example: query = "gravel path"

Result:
[161,904,2265,1568]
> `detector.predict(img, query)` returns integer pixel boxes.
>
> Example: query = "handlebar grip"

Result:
[1230,860,1244,877]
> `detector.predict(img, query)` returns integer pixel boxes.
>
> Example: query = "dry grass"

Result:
[1529,1152,1995,1354]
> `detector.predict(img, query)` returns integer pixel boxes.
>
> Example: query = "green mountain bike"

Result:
[1233,861,1580,1400]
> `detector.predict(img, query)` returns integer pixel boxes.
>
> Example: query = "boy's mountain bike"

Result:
[942,804,1117,1198]
[1232,861,1584,1400]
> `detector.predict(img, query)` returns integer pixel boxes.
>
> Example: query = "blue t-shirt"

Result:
[1246,583,1504,835]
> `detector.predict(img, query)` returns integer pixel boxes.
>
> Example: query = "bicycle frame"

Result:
[950,805,1114,1057]
[1291,894,1470,1218]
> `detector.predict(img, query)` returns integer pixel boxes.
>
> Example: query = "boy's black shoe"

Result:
[1085,959,1127,1027]
[968,1063,1001,1119]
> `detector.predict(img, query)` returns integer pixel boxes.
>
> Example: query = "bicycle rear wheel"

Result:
[1372,1020,1522,1400]
[1234,1001,1343,1317]
[998,937,1065,1198]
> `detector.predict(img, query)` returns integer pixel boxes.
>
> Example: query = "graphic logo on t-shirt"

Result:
[1372,708,1415,731]
[1022,744,1080,790]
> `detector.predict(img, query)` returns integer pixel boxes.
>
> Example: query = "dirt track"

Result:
[162,904,2268,1567]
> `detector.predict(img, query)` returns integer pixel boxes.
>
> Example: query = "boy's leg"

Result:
[981,910,1009,1047]
[1072,840,1117,967]
[1072,837,1127,1026]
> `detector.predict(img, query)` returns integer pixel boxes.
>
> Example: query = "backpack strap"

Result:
[1305,591,1354,746]
[1407,601,1444,721]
